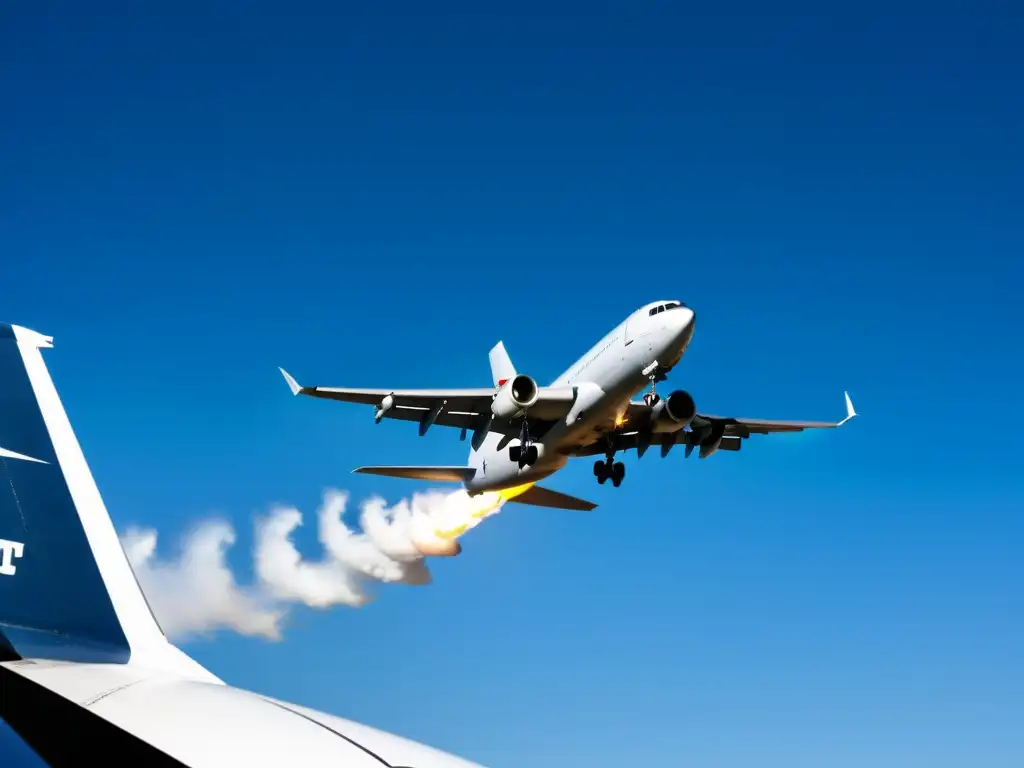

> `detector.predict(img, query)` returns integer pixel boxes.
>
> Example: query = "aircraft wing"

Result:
[697,390,856,436]
[625,391,856,435]
[283,377,496,432]
[278,368,575,436]
[598,391,857,458]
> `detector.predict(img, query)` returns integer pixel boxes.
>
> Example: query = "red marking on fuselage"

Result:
[498,379,508,386]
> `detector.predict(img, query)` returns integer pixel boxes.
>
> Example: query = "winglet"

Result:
[837,390,857,426]
[278,367,303,396]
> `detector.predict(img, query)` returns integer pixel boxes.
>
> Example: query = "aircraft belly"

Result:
[465,463,560,493]
[543,373,645,456]
[465,445,566,492]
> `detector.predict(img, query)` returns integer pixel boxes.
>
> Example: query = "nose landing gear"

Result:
[641,362,666,407]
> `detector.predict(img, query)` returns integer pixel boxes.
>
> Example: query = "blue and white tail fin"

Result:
[0,324,217,681]
[489,341,516,388]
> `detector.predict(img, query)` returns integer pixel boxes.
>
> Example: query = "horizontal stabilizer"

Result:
[506,484,597,512]
[352,466,477,482]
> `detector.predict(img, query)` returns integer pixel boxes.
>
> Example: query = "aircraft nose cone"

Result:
[673,307,696,339]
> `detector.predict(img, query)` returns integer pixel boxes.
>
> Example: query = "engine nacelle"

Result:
[374,394,395,423]
[649,389,697,433]
[491,374,539,419]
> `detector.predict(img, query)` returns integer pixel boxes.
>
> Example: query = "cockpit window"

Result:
[649,301,687,316]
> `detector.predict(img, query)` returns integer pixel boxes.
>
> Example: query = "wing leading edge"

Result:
[696,390,857,435]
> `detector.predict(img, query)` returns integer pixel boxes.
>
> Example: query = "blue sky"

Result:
[2,1,1023,765]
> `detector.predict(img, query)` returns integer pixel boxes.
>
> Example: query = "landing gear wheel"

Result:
[611,461,625,488]
[512,445,539,468]
[595,457,624,486]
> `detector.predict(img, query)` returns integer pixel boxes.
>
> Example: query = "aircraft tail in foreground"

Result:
[0,323,214,679]
[0,323,486,767]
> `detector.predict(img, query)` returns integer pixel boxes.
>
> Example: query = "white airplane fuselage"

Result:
[464,301,696,493]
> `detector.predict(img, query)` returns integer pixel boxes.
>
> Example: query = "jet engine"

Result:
[649,389,697,433]
[491,374,539,419]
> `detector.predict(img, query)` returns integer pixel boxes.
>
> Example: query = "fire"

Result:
[433,482,535,539]
[406,482,535,556]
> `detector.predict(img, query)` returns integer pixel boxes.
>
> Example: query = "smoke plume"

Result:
[122,486,515,642]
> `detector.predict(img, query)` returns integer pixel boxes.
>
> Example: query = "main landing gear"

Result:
[594,450,625,487]
[508,419,539,468]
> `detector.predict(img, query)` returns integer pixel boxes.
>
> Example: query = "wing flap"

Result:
[364,406,483,432]
[593,431,743,455]
[718,418,835,435]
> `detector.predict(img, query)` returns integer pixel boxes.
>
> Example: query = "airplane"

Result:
[0,322,487,767]
[279,300,856,512]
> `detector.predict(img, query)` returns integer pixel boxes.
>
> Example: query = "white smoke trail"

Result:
[122,486,514,642]
[121,520,285,641]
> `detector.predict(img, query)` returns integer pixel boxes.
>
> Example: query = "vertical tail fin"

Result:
[488,341,516,388]
[0,324,217,680]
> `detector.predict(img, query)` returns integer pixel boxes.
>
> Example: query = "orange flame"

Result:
[431,482,535,540]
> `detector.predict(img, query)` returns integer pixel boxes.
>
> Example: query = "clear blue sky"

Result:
[3,1,1022,765]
